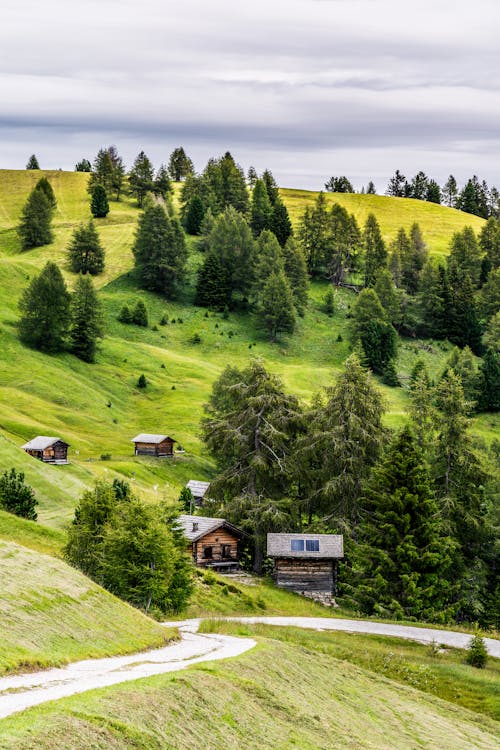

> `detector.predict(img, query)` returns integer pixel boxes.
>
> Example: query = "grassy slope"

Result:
[1,632,498,749]
[0,170,496,530]
[0,539,176,675]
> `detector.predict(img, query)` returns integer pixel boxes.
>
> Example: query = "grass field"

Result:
[1,629,498,749]
[0,539,176,675]
[0,170,496,530]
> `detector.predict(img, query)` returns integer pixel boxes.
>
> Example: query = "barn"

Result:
[267,533,344,606]
[22,437,69,464]
[131,434,176,457]
[177,515,247,571]
[185,480,211,507]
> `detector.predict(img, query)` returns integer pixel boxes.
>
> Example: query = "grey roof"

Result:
[22,436,68,450]
[177,514,247,542]
[267,533,344,559]
[131,433,176,444]
[186,480,211,498]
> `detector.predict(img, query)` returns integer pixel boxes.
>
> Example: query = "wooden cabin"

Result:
[131,433,176,457]
[22,436,69,464]
[185,479,211,507]
[177,515,247,571]
[267,533,344,606]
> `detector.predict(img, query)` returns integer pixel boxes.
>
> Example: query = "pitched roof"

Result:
[177,514,247,542]
[131,434,176,444]
[22,436,68,451]
[186,480,211,498]
[267,533,344,559]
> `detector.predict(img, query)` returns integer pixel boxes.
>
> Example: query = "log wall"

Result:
[274,558,334,593]
[192,529,240,566]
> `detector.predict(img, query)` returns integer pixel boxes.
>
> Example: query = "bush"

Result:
[132,300,148,327]
[118,305,132,324]
[465,632,488,668]
[324,288,335,316]
[100,453,112,461]
[190,332,202,344]
[0,468,38,521]
[137,374,147,389]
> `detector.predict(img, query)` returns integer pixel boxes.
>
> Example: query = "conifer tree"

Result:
[363,213,387,287]
[18,261,70,352]
[374,268,400,325]
[26,154,40,170]
[195,252,231,310]
[282,237,308,316]
[132,204,187,298]
[153,164,172,199]
[88,148,115,195]
[270,200,293,247]
[0,468,38,520]
[479,217,500,272]
[476,349,500,412]
[448,272,483,354]
[67,220,105,275]
[167,147,194,181]
[258,271,296,341]
[253,229,284,289]
[326,203,361,285]
[360,319,398,374]
[184,195,205,235]
[348,287,388,346]
[480,267,500,321]
[69,275,103,363]
[247,166,258,188]
[483,311,500,352]
[131,300,148,327]
[206,206,255,302]
[409,367,436,453]
[353,427,453,620]
[75,158,92,172]
[35,177,57,212]
[448,227,482,288]
[90,184,110,218]
[250,178,273,236]
[262,169,279,205]
[18,187,53,249]
[203,152,248,214]
[442,175,458,207]
[128,151,155,207]
[297,192,330,275]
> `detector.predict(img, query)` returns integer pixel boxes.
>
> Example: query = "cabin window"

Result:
[222,544,232,559]
[203,546,213,559]
[291,539,304,551]
[306,539,320,552]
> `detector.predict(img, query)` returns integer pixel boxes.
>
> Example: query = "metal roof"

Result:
[177,514,247,542]
[186,480,211,498]
[131,434,176,444]
[22,436,68,451]
[267,533,344,559]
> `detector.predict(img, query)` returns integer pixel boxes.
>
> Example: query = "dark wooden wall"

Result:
[192,529,240,566]
[134,439,174,457]
[274,558,334,593]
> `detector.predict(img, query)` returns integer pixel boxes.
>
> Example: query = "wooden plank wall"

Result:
[274,558,334,593]
[193,529,239,565]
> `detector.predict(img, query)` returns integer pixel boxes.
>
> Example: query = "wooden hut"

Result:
[131,433,176,457]
[177,515,247,571]
[185,480,211,507]
[267,533,344,606]
[22,437,69,464]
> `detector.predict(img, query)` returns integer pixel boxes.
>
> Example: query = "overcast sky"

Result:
[1,0,499,190]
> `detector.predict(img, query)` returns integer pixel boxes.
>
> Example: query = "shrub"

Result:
[132,300,148,327]
[324,288,335,316]
[465,632,488,668]
[118,305,132,324]
[100,453,112,461]
[0,468,38,521]
[190,332,202,344]
[137,374,147,389]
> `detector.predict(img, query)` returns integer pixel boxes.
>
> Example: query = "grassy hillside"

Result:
[1,629,498,749]
[0,539,176,675]
[0,170,496,529]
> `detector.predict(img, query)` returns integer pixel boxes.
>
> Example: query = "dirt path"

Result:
[1,616,497,720]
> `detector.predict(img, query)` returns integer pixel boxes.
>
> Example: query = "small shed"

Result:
[186,480,211,507]
[177,514,247,571]
[22,437,69,464]
[131,434,176,457]
[267,533,344,606]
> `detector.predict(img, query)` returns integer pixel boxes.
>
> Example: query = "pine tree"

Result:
[18,187,53,249]
[0,468,38,520]
[195,252,231,310]
[90,184,110,218]
[153,164,172,199]
[479,217,500,272]
[247,166,258,188]
[348,287,388,345]
[326,204,362,285]
[132,205,187,298]
[18,262,70,352]
[258,271,296,341]
[69,275,103,363]
[132,300,148,327]
[34,177,57,211]
[476,349,500,412]
[270,200,293,247]
[262,169,279,205]
[386,169,407,197]
[167,147,194,181]
[360,319,398,374]
[67,220,105,275]
[250,178,272,236]
[297,192,330,276]
[26,155,40,170]
[353,427,453,621]
[374,268,400,325]
[448,227,482,288]
[75,158,92,172]
[128,151,155,206]
[282,238,308,316]
[206,206,255,302]
[184,195,205,235]
[442,175,458,207]
[363,213,387,287]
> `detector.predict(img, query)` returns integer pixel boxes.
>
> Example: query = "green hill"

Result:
[0,534,176,675]
[0,170,496,529]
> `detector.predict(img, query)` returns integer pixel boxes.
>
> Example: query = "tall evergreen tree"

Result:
[360,319,398,375]
[206,206,255,302]
[253,229,284,291]
[363,213,387,287]
[88,147,115,196]
[18,261,70,352]
[18,187,53,249]
[374,268,400,325]
[409,367,436,453]
[167,147,194,181]
[184,195,205,235]
[258,271,296,341]
[476,349,500,412]
[132,204,187,297]
[282,237,308,317]
[448,227,482,288]
[297,192,330,276]
[67,220,105,275]
[247,166,258,188]
[75,158,92,172]
[352,427,454,621]
[270,200,293,247]
[386,169,408,197]
[129,151,155,207]
[34,177,57,212]
[448,271,483,354]
[426,179,441,204]
[195,252,230,310]
[203,152,249,215]
[250,178,273,236]
[262,169,279,205]
[479,217,500,273]
[348,287,388,345]
[442,175,458,207]
[152,164,172,200]
[105,145,126,200]
[26,155,40,170]
[480,267,500,321]
[69,275,103,363]
[326,204,361,285]
[90,184,110,218]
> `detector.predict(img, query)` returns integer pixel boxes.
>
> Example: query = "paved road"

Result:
[1,616,498,720]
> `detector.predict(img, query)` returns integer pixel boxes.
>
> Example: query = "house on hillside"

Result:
[267,533,344,606]
[131,434,176,457]
[22,436,69,464]
[177,514,247,571]
[185,479,211,507]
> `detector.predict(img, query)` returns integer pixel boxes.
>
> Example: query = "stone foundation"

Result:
[300,590,338,608]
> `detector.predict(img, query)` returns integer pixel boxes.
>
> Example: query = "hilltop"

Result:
[0,170,496,529]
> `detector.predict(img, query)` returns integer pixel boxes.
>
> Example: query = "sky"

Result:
[1,0,499,190]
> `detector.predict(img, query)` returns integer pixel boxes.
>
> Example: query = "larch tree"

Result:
[67,220,105,275]
[363,213,387,287]
[18,187,53,249]
[18,261,70,352]
[69,275,103,363]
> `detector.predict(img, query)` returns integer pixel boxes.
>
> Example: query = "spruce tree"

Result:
[206,206,255,302]
[480,268,500,321]
[67,220,105,275]
[88,147,115,196]
[75,158,92,172]
[479,217,500,272]
[69,275,103,363]
[167,147,194,181]
[326,203,362,285]
[128,151,155,206]
[353,427,453,621]
[409,368,436,453]
[253,229,284,290]
[26,154,40,170]
[262,169,279,205]
[203,152,248,214]
[442,175,458,207]
[184,195,205,235]
[153,164,172,199]
[35,177,57,212]
[363,213,387,287]
[348,287,388,346]
[374,268,400,325]
[448,272,483,354]
[282,237,308,316]
[250,178,273,236]
[297,192,330,276]
[360,319,398,374]
[476,349,500,412]
[270,200,293,247]
[483,311,500,352]
[448,227,482,288]
[18,262,70,352]
[132,204,187,298]
[195,252,230,310]
[18,187,53,249]
[90,184,110,218]
[258,271,296,341]
[132,300,148,327]
[0,468,38,520]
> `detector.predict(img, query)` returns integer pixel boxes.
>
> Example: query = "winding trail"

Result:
[0,616,498,720]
